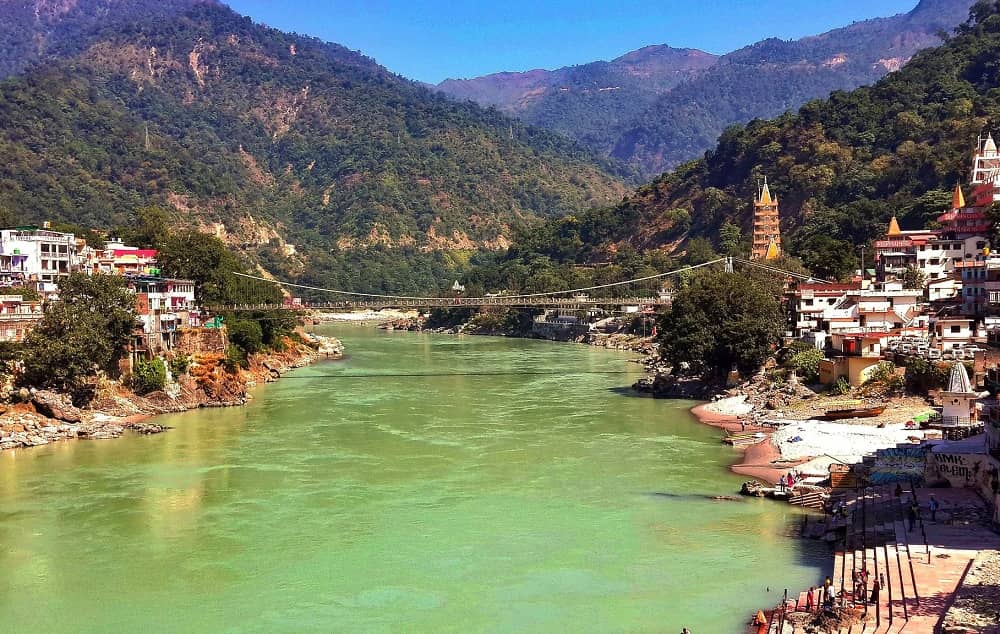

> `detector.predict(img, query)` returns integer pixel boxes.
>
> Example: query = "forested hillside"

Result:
[462,1,1000,289]
[439,0,971,177]
[0,2,629,293]
[0,0,211,78]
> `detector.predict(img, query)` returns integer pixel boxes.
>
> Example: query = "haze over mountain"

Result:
[437,0,973,177]
[0,0,628,293]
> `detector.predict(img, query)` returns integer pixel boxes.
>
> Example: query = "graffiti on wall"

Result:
[930,453,1000,494]
[869,446,928,484]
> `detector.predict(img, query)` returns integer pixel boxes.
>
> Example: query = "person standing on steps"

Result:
[907,497,919,531]
[928,494,939,522]
[869,577,881,605]
[806,586,815,612]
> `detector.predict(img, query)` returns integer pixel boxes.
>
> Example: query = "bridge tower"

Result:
[751,178,782,261]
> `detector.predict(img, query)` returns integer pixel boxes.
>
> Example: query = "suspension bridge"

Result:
[214,257,818,312]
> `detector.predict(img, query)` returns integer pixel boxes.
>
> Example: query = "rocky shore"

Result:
[0,332,343,452]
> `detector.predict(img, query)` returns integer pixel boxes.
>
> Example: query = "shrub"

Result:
[785,347,824,383]
[829,377,851,395]
[864,361,905,395]
[223,345,248,373]
[132,358,166,395]
[169,354,190,376]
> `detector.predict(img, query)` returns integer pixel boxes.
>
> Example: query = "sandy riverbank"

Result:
[690,398,790,484]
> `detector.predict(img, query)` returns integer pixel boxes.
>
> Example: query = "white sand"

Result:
[773,420,925,463]
[706,395,754,416]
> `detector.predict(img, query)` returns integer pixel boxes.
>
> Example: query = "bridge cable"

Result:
[231,258,727,302]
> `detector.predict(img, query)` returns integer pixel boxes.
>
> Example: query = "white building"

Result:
[915,235,989,282]
[0,227,78,291]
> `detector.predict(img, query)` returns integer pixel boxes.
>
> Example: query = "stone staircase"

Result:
[828,486,927,634]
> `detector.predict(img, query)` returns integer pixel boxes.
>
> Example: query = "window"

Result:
[951,325,961,333]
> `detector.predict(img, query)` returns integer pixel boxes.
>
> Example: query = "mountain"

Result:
[491,0,1000,282]
[437,46,718,155]
[0,0,211,78]
[0,1,629,293]
[438,0,973,177]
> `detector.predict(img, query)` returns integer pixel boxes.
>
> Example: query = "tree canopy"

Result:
[21,273,138,394]
[655,271,784,377]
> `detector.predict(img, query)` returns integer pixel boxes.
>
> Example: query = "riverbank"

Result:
[0,331,343,452]
[691,399,790,484]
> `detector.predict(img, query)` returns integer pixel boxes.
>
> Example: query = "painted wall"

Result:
[869,446,928,485]
[926,452,1000,523]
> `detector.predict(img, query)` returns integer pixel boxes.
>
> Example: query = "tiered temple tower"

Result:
[751,178,781,261]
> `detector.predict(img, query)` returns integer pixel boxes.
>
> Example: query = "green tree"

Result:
[682,237,718,266]
[227,319,263,355]
[655,271,784,376]
[718,221,743,256]
[120,206,172,249]
[794,235,856,280]
[157,231,281,306]
[785,347,824,383]
[901,265,927,290]
[21,274,138,394]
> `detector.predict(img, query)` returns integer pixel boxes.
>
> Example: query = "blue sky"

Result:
[224,0,923,84]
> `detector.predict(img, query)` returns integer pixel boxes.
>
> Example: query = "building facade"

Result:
[750,179,781,261]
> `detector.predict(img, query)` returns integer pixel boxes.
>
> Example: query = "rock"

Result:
[128,422,167,435]
[31,390,83,423]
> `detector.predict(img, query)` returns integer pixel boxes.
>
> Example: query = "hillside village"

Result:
[0,226,197,355]
[779,134,1000,401]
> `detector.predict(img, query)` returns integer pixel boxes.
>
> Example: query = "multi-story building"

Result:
[937,184,992,239]
[750,179,781,261]
[790,282,860,337]
[956,256,1000,316]
[931,317,977,351]
[874,216,987,284]
[0,294,43,342]
[0,226,78,291]
[126,275,199,354]
[82,239,159,276]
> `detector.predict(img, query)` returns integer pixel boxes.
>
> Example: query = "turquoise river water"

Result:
[0,326,827,633]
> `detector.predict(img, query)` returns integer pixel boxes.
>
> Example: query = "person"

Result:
[869,578,881,605]
[806,586,815,612]
[681,629,691,634]
[928,494,939,522]
[894,482,903,498]
[907,497,919,531]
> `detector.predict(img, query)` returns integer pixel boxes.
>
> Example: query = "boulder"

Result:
[31,390,83,423]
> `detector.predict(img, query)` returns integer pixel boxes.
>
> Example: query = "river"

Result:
[0,326,827,632]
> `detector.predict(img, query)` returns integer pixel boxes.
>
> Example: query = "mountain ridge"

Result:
[0,0,629,293]
[437,0,973,176]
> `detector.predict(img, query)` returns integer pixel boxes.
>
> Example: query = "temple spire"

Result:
[765,237,780,260]
[887,216,901,236]
[759,178,772,206]
[952,183,966,209]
